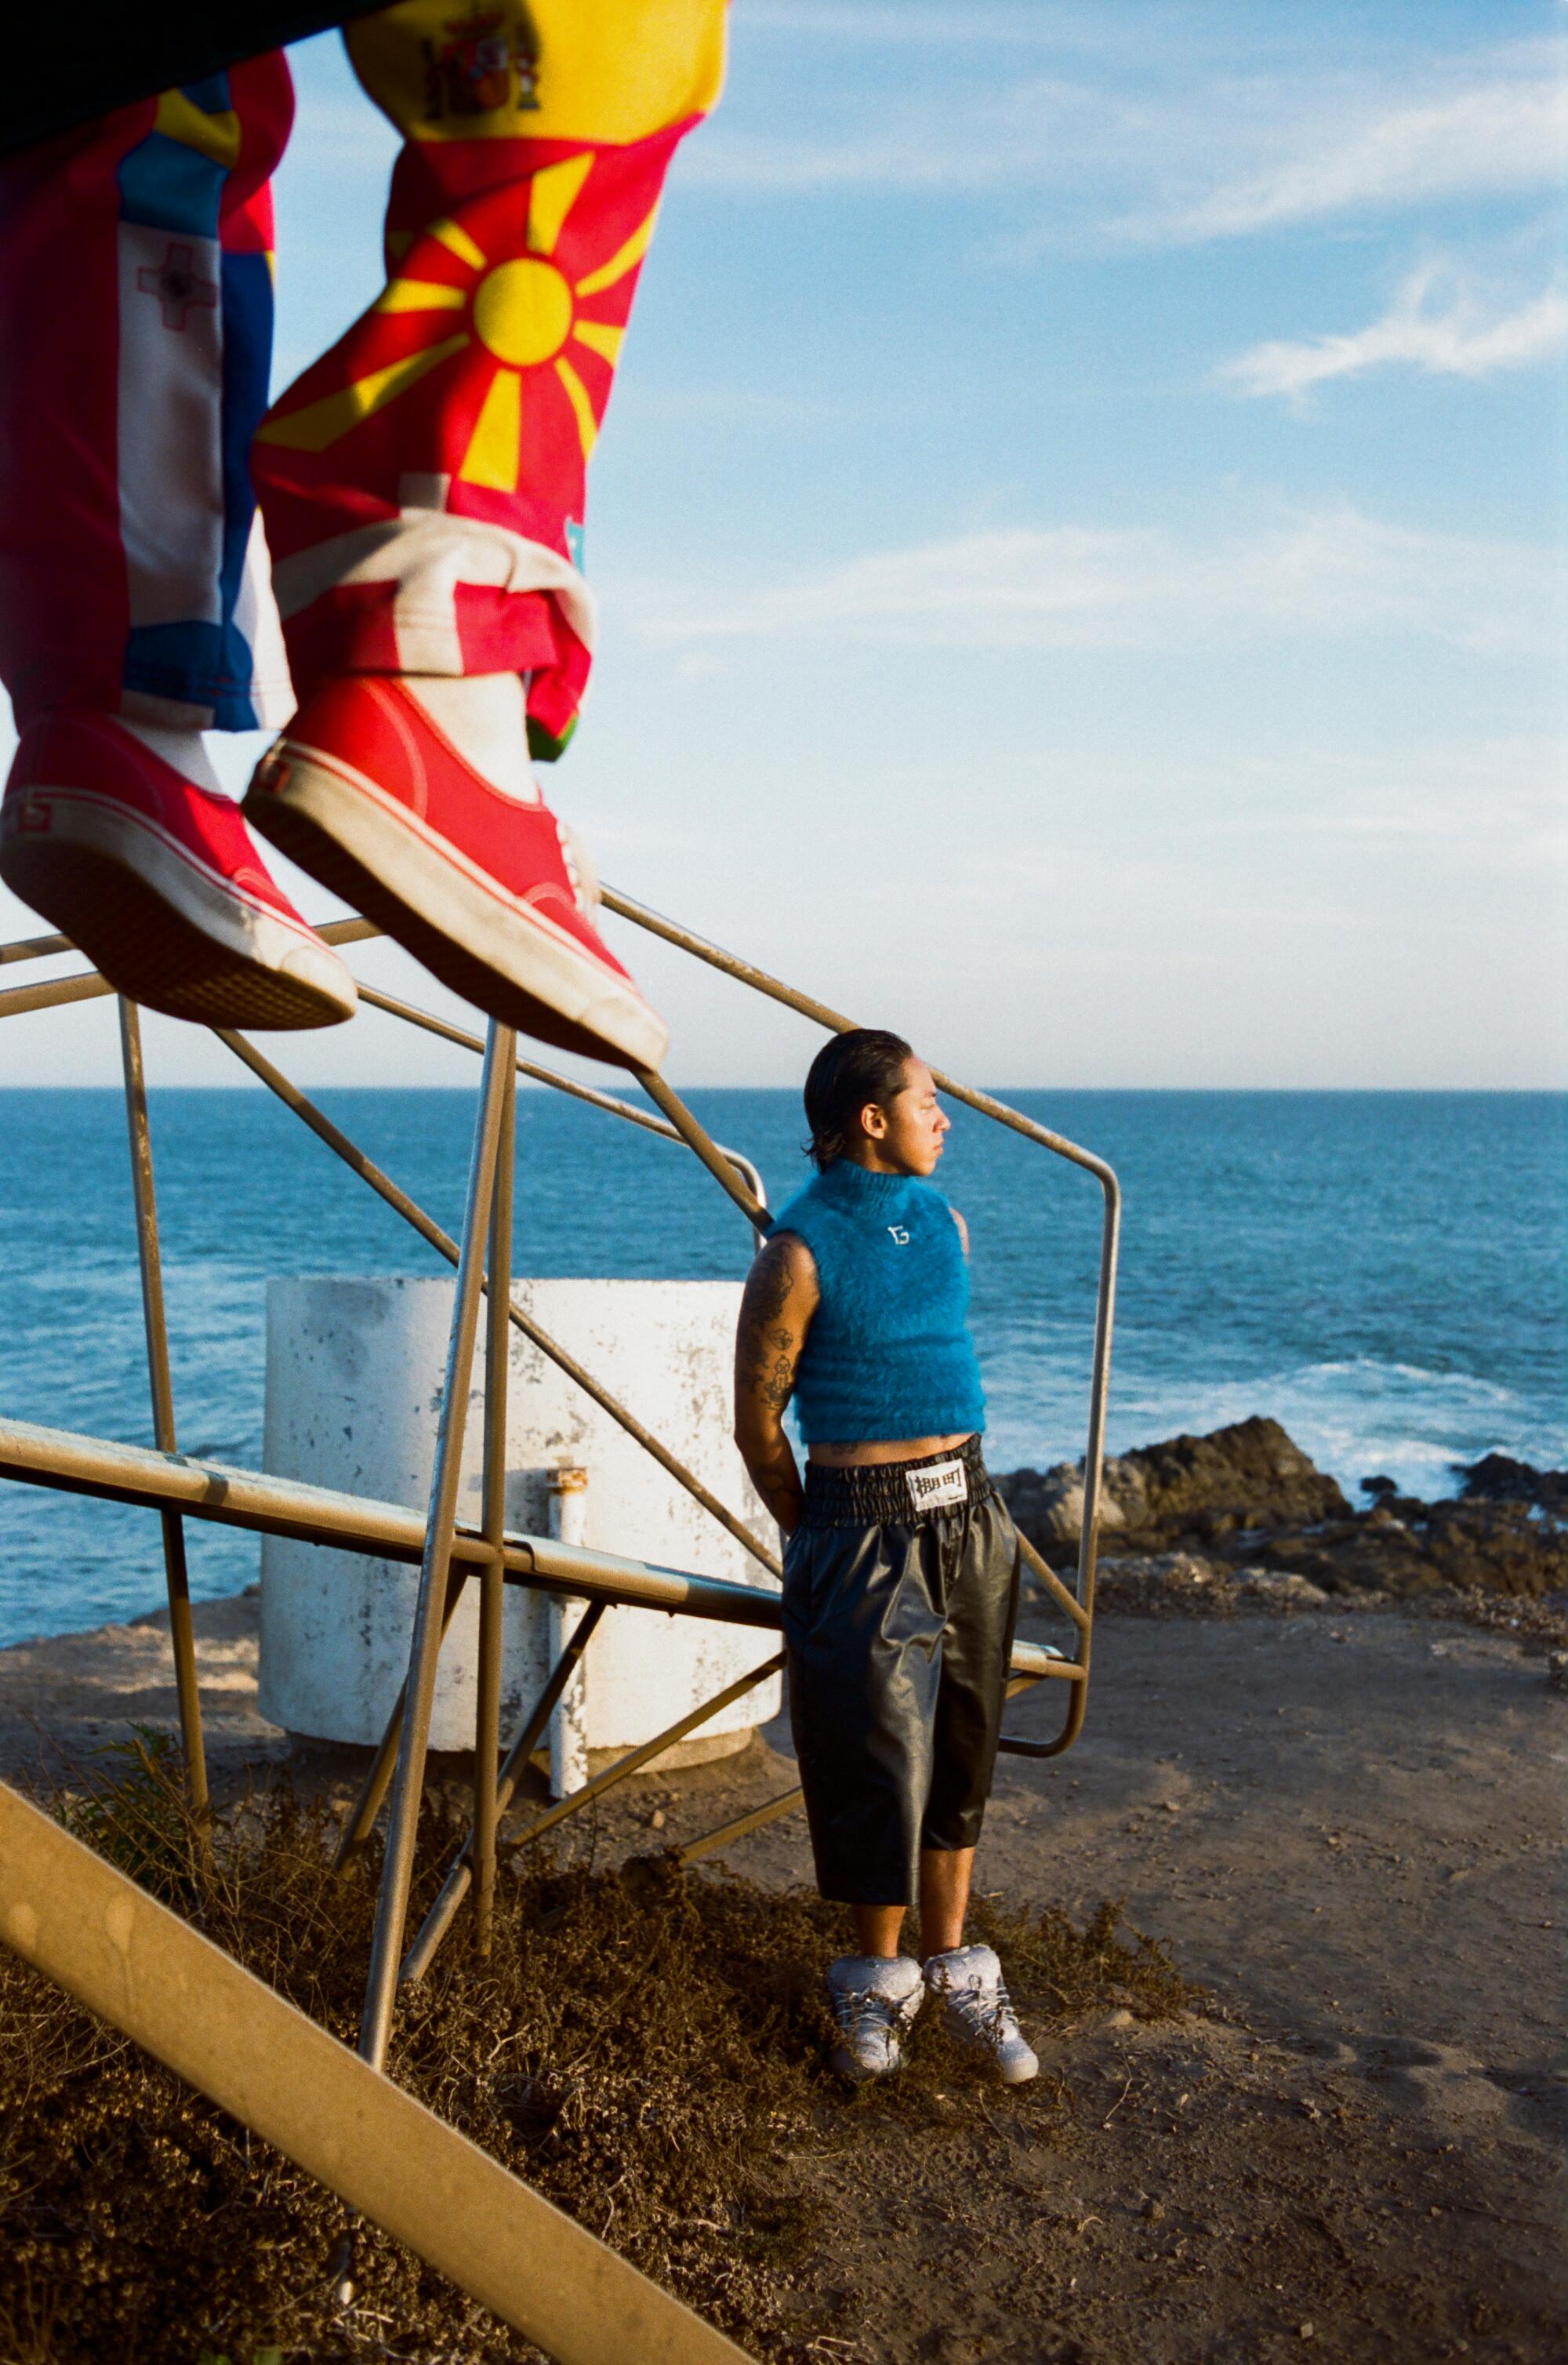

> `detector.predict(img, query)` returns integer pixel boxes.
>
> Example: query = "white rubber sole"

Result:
[0,785,356,1029]
[247,739,667,1070]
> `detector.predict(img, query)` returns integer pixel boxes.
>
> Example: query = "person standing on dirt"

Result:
[733,1030,1037,2087]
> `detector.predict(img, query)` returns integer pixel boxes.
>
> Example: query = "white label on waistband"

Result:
[906,1459,967,1512]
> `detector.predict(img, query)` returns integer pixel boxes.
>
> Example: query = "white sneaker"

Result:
[924,1943,1039,2084]
[826,1953,924,2083]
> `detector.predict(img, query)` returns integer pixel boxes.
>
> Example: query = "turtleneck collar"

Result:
[815,1158,920,1210]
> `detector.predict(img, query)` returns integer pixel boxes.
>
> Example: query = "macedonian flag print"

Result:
[255,126,677,550]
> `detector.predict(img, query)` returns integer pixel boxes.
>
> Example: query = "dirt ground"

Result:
[1,1586,1563,2363]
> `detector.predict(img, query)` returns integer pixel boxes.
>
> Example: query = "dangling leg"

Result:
[245,0,727,1070]
[0,60,356,1027]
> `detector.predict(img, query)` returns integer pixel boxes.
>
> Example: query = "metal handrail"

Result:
[0,907,1113,1714]
[0,884,1116,2036]
[0,1414,1070,1683]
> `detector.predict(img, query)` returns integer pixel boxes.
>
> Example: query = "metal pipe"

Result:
[1017,1532,1091,1633]
[546,1468,591,1801]
[0,1415,791,1626]
[0,1409,1069,1674]
[400,1599,607,1985]
[996,1179,1119,1761]
[0,968,114,1021]
[332,1560,474,1873]
[0,1780,753,2365]
[997,1686,1087,1757]
[352,981,766,1209]
[118,999,209,1826]
[676,1788,804,1865]
[500,1652,786,1858]
[1074,1177,1120,1622]
[358,1025,513,2074]
[0,914,380,1015]
[473,1060,516,1956]
[602,887,1118,1186]
[0,928,71,965]
[213,1028,780,1580]
[0,1415,1068,1686]
[0,915,379,968]
[633,1067,771,1236]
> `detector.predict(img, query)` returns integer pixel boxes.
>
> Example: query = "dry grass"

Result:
[0,1733,1194,2365]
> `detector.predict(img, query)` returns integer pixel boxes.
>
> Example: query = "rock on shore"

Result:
[996,1416,1568,1601]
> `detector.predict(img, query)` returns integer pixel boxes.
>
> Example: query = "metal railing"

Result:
[0,892,1120,2352]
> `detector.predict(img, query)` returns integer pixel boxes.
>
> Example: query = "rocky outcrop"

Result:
[1000,1415,1350,1554]
[997,1420,1568,1603]
[1453,1453,1568,1516]
[1240,1498,1568,1600]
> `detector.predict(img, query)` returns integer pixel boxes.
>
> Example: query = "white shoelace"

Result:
[836,1986,910,2044]
[943,1970,1019,2047]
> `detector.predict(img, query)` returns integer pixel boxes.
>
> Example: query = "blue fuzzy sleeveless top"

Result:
[773,1159,985,1446]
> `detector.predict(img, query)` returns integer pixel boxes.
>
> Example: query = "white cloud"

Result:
[692,27,1567,259]
[1127,69,1568,242]
[637,508,1560,659]
[1221,266,1568,399]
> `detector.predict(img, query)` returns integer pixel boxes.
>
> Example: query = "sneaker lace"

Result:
[837,1985,906,2046]
[946,1969,1018,2046]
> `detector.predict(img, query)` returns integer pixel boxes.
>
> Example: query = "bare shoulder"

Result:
[742,1227,819,1318]
[949,1205,970,1255]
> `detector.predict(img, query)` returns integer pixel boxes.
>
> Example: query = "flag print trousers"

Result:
[0,1,724,755]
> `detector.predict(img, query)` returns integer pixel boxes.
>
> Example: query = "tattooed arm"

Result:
[733,1230,820,1539]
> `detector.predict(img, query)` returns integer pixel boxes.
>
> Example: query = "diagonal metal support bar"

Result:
[118,998,209,1827]
[332,1558,475,1873]
[676,1787,804,1866]
[633,1067,771,1236]
[353,981,768,1210]
[214,1027,780,1582]
[473,1059,516,1956]
[0,1780,753,2365]
[1018,1533,1091,1633]
[358,1024,513,2074]
[401,1598,607,1985]
[502,1652,786,1857]
[0,916,379,1019]
[404,1645,783,1988]
[0,928,72,965]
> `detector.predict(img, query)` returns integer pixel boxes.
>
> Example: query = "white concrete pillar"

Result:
[258,1277,780,1761]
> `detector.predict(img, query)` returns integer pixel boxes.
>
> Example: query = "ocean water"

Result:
[0,1088,1563,1647]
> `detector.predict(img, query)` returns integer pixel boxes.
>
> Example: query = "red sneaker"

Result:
[244,676,668,1070]
[0,714,357,1030]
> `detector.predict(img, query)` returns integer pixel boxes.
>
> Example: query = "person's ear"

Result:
[861,1097,887,1140]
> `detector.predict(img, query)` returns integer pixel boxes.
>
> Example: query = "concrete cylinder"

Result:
[257,1276,780,1760]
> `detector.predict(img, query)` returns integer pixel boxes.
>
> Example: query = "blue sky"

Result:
[2,0,1563,1088]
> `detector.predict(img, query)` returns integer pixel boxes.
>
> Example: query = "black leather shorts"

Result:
[782,1438,1021,1907]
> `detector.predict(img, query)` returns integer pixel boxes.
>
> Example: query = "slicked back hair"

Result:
[803,1030,914,1172]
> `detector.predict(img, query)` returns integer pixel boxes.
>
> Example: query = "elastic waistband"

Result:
[800,1435,993,1528]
